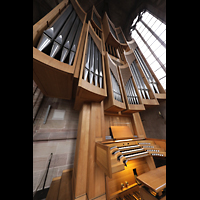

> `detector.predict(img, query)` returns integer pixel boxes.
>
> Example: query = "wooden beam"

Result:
[73,103,90,198]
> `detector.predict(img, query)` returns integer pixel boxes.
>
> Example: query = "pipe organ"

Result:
[33,1,166,200]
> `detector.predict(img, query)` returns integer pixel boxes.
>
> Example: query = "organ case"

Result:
[124,49,159,106]
[104,53,126,112]
[90,5,103,38]
[74,21,107,110]
[33,0,87,100]
[118,63,146,113]
[102,12,128,63]
[103,12,119,48]
[127,39,166,100]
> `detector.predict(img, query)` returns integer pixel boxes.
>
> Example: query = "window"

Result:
[131,10,166,90]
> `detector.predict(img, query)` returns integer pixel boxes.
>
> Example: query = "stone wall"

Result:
[33,96,79,192]
[139,100,166,139]
[33,80,44,122]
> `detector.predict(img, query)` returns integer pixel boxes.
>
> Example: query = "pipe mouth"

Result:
[37,33,52,52]
[50,41,61,58]
[60,47,69,62]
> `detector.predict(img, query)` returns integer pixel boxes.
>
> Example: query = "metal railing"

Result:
[33,153,53,198]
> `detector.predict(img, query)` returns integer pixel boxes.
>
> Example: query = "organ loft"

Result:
[33,0,166,200]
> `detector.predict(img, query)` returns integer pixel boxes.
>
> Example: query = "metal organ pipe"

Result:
[110,70,122,102]
[130,61,150,99]
[37,4,73,52]
[69,21,83,65]
[83,34,103,89]
[84,34,92,81]
[125,78,139,104]
[60,16,80,62]
[89,40,95,84]
[50,10,76,58]
[94,45,99,86]
[98,51,103,88]
[134,48,159,93]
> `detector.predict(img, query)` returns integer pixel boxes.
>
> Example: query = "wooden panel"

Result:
[104,115,135,137]
[106,157,150,199]
[102,12,118,48]
[102,12,127,49]
[115,27,127,46]
[87,102,106,200]
[91,5,102,31]
[132,113,146,138]
[110,126,134,139]
[58,169,72,200]
[145,138,166,151]
[33,57,73,99]
[46,176,61,200]
[126,39,137,51]
[75,195,87,200]
[96,143,110,176]
[137,165,166,193]
[73,102,106,200]
[74,22,87,79]
[70,0,87,23]
[73,103,90,198]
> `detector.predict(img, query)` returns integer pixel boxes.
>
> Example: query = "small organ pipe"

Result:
[89,40,95,84]
[68,21,83,65]
[94,45,99,86]
[134,48,159,93]
[84,34,91,81]
[98,51,103,88]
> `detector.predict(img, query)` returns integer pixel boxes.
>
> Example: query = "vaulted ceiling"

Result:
[33,0,165,41]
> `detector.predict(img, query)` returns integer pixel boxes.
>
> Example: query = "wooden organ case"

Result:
[33,1,166,200]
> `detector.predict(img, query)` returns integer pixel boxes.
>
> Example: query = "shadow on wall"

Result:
[139,100,166,139]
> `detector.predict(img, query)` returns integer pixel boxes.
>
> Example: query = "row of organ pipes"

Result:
[33,1,166,199]
[83,34,103,88]
[130,60,150,100]
[37,4,83,65]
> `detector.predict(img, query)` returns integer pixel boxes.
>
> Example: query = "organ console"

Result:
[33,1,166,200]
